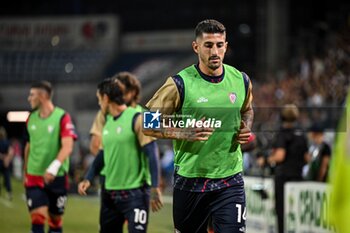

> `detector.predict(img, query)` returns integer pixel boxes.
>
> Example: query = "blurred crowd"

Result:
[0,23,348,196]
[244,25,349,179]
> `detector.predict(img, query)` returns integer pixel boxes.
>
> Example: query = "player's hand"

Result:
[78,180,91,196]
[150,187,163,212]
[236,121,251,144]
[44,172,55,184]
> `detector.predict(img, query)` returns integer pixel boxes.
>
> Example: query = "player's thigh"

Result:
[99,207,124,233]
[47,189,67,216]
[211,186,246,233]
[125,196,150,233]
[46,176,68,215]
[100,189,124,233]
[26,187,49,212]
[173,188,210,233]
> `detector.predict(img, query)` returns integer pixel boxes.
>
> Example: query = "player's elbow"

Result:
[65,144,74,156]
[62,138,74,156]
[89,143,99,156]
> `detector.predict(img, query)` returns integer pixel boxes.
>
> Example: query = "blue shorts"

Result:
[25,176,68,215]
[100,186,150,233]
[173,182,246,233]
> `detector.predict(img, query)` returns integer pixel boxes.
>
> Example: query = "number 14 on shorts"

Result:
[235,204,246,223]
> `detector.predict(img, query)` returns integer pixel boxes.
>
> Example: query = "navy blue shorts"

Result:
[25,176,68,215]
[173,182,246,233]
[100,186,150,233]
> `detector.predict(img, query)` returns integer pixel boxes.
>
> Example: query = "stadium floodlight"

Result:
[7,111,30,122]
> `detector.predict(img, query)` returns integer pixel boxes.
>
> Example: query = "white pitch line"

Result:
[163,195,173,204]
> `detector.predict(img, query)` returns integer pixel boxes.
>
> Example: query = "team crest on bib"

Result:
[116,126,122,134]
[229,92,237,104]
[48,125,54,133]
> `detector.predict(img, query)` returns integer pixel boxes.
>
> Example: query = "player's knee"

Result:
[48,216,62,228]
[31,212,46,225]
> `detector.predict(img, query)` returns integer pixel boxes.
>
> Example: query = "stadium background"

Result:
[0,0,349,232]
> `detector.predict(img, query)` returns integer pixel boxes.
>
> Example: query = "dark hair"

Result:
[112,72,141,102]
[97,78,125,105]
[195,19,226,38]
[309,123,325,133]
[31,80,53,98]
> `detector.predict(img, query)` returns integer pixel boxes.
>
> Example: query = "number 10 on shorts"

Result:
[134,208,147,224]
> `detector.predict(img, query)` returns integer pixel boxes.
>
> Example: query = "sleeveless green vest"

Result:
[100,104,150,186]
[27,107,68,176]
[103,107,150,190]
[173,64,245,178]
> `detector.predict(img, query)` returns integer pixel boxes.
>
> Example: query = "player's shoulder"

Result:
[224,64,248,79]
[54,106,68,116]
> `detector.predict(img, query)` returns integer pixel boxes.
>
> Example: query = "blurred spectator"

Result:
[304,124,332,182]
[10,138,23,180]
[267,104,309,233]
[0,126,14,200]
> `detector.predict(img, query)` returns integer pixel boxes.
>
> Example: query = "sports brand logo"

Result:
[143,110,161,129]
[197,97,208,103]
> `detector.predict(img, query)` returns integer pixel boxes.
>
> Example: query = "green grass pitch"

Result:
[0,179,173,233]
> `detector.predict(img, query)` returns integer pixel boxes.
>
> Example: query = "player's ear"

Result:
[102,94,109,103]
[192,41,199,54]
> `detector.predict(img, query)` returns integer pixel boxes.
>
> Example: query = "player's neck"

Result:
[39,101,55,118]
[109,103,127,117]
[198,62,223,76]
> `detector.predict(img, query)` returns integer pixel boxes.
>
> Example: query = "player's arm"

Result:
[268,148,286,164]
[237,75,254,144]
[268,132,286,165]
[78,149,104,195]
[44,113,77,184]
[89,110,104,156]
[143,77,213,141]
[134,114,163,212]
[23,117,30,177]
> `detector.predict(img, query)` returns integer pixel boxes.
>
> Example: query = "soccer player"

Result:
[78,72,147,229]
[89,72,142,156]
[24,81,77,233]
[79,78,163,233]
[144,19,254,233]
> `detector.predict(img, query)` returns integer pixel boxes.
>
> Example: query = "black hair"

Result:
[309,123,325,133]
[97,78,125,105]
[31,80,53,98]
[195,19,226,38]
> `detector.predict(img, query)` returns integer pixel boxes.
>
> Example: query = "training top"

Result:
[171,64,245,178]
[103,107,151,190]
[27,107,76,176]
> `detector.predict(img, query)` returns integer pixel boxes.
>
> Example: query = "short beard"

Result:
[208,63,220,70]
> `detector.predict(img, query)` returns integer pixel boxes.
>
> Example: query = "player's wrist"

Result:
[46,159,62,176]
